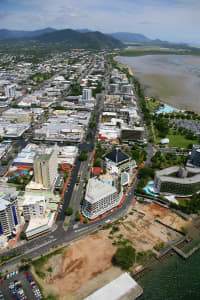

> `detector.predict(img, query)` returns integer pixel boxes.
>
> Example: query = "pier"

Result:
[171,244,200,259]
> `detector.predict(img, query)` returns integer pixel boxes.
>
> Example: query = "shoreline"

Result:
[114,56,200,281]
[116,55,200,114]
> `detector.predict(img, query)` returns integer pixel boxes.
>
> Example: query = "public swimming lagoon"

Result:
[118,55,200,113]
[156,105,179,114]
[144,181,158,197]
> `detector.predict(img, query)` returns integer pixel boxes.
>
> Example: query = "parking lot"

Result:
[0,270,42,300]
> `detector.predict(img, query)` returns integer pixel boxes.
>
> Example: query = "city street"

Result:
[0,62,147,274]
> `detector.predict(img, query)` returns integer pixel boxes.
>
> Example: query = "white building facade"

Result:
[22,195,46,221]
[82,177,122,219]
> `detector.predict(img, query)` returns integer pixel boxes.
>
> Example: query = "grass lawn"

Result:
[156,129,197,148]
[167,132,197,148]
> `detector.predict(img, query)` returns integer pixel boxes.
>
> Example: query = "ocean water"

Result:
[139,239,200,300]
[117,55,200,113]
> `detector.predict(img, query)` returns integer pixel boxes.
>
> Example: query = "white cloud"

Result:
[0,0,199,43]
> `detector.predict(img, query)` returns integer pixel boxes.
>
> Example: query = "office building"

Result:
[82,177,122,219]
[34,145,58,188]
[22,194,46,221]
[121,126,144,142]
[0,195,20,237]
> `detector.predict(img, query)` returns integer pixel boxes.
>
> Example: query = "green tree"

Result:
[75,210,81,221]
[65,206,73,216]
[112,246,136,270]
[20,231,26,240]
[79,150,88,161]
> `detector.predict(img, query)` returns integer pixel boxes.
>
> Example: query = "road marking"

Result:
[25,239,57,254]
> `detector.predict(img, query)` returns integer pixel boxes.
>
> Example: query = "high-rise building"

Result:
[0,195,20,236]
[82,177,122,219]
[34,145,58,188]
[5,84,16,98]
[82,88,92,101]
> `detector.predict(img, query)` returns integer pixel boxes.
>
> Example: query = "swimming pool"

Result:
[156,105,179,114]
[106,181,111,185]
[144,181,158,197]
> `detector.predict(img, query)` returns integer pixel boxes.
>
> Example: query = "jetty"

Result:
[171,244,200,259]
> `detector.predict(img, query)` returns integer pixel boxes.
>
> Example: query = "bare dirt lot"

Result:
[33,201,192,299]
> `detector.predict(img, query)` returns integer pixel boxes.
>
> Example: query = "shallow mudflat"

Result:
[118,55,200,113]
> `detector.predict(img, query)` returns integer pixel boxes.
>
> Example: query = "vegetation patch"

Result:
[112,246,136,270]
[32,248,65,279]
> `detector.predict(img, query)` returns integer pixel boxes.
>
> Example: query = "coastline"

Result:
[116,55,200,113]
[114,55,200,285]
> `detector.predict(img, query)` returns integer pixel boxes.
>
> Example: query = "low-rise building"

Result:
[84,273,143,300]
[104,148,134,174]
[25,213,55,240]
[2,108,31,123]
[121,126,144,142]
[155,166,200,196]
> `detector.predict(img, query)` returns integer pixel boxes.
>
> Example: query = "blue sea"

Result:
[139,238,200,300]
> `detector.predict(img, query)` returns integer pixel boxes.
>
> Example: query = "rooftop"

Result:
[84,273,143,300]
[104,148,130,164]
[85,177,117,204]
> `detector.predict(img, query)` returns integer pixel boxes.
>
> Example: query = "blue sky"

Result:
[0,0,199,43]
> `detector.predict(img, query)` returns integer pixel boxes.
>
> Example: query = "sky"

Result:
[0,0,199,43]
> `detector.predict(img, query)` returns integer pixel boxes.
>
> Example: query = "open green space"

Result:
[156,129,198,148]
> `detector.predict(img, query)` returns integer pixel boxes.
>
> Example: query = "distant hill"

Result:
[110,32,170,44]
[0,28,56,40]
[110,32,152,43]
[76,29,91,33]
[0,28,123,49]
[28,29,124,49]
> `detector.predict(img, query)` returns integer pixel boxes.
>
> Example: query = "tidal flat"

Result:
[117,55,200,113]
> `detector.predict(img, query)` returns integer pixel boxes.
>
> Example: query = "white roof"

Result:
[84,273,140,300]
[160,138,169,144]
[23,194,45,206]
[85,177,117,204]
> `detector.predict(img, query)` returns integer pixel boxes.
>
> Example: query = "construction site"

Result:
[31,201,193,300]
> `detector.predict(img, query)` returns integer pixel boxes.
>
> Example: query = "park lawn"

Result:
[166,132,197,148]
[156,129,197,148]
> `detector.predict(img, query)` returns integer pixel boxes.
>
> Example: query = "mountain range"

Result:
[0,28,124,49]
[0,27,169,48]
